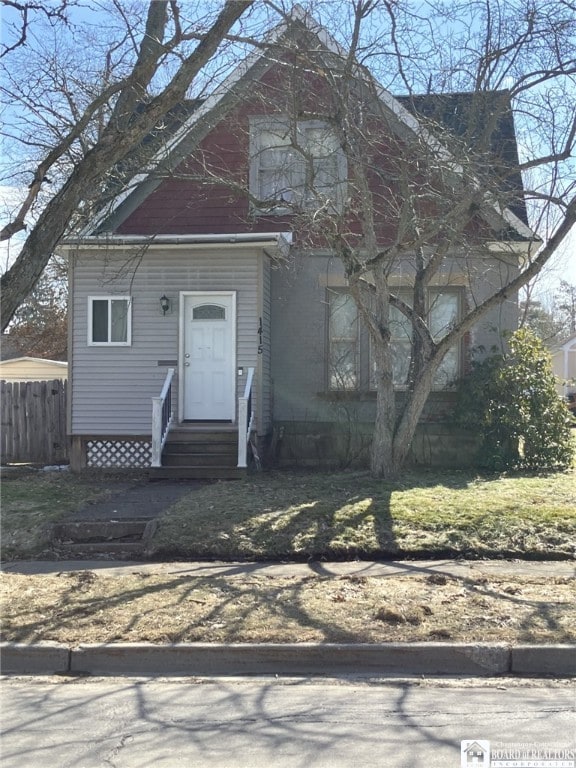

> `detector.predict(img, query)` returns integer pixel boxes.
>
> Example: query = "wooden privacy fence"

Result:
[1,379,68,465]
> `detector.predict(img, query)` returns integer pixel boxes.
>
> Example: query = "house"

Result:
[550,332,576,401]
[0,356,68,382]
[62,9,535,476]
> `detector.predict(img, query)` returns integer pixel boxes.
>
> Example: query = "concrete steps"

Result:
[51,519,156,557]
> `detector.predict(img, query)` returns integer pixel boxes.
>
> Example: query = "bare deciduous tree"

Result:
[0,0,254,330]
[231,0,576,477]
[2,0,574,477]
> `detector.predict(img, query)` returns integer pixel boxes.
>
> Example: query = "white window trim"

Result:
[87,295,132,346]
[249,115,347,214]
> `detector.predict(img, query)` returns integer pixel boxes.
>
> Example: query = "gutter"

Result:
[59,231,293,258]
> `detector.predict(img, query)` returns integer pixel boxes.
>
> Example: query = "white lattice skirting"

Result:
[87,439,152,468]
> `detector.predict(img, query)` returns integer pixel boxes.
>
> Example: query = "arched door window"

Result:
[192,304,226,320]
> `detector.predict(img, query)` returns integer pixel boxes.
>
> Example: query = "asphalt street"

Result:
[1,676,575,768]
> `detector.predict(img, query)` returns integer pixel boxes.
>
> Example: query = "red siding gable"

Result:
[116,54,492,247]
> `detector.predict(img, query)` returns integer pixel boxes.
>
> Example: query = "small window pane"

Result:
[392,342,412,386]
[330,293,357,339]
[390,305,412,342]
[434,347,459,389]
[370,339,412,389]
[259,128,291,150]
[193,304,226,320]
[329,293,358,390]
[330,341,357,389]
[92,300,108,342]
[307,127,340,198]
[429,292,458,339]
[110,300,128,342]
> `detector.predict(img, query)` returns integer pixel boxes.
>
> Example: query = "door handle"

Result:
[184,362,190,367]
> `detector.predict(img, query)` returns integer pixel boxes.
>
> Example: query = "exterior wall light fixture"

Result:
[160,295,171,315]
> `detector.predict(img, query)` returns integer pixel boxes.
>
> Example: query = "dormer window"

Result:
[250,117,346,212]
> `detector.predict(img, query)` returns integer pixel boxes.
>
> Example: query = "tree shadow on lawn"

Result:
[152,470,481,562]
[5,561,573,646]
[4,571,379,645]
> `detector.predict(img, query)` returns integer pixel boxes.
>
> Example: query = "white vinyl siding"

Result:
[71,247,260,435]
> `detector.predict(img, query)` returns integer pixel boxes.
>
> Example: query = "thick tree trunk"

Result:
[370,375,397,478]
[371,338,443,478]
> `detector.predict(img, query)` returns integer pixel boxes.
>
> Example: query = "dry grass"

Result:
[150,469,576,560]
[2,468,574,648]
[1,470,116,560]
[1,569,574,646]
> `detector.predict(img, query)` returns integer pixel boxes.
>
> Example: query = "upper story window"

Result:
[250,117,346,212]
[88,296,132,346]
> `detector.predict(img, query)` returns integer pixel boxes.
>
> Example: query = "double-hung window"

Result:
[250,117,346,211]
[382,290,460,388]
[88,296,132,346]
[329,289,461,391]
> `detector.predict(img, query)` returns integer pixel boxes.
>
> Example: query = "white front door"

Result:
[181,292,236,421]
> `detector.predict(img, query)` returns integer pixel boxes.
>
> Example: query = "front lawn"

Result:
[148,469,576,561]
[2,468,574,562]
[2,467,574,647]
[0,470,117,560]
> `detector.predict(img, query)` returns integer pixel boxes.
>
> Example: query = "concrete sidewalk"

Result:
[3,556,575,579]
[2,558,575,678]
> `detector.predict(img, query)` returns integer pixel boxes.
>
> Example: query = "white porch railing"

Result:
[151,368,175,467]
[237,366,255,468]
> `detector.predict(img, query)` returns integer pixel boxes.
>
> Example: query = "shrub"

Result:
[456,329,573,471]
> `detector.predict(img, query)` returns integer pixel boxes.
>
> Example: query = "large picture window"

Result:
[250,117,346,211]
[88,296,132,346]
[329,289,461,391]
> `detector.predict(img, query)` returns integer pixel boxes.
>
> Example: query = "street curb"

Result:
[2,642,574,677]
[1,643,70,675]
[511,645,576,676]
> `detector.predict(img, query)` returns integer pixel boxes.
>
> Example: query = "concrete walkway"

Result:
[58,479,203,521]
